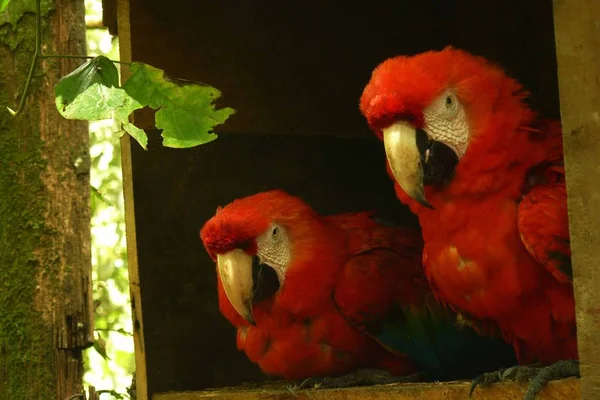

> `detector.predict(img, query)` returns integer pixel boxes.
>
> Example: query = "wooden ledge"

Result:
[153,378,580,400]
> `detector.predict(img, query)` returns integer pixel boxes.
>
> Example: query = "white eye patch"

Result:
[256,223,291,283]
[423,89,469,158]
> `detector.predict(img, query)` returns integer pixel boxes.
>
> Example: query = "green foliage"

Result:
[123,63,235,148]
[6,0,235,150]
[54,56,235,150]
[93,335,110,360]
[0,0,10,13]
[113,96,146,148]
[55,56,123,120]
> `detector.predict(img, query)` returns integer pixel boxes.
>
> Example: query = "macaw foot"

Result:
[470,359,579,400]
[293,368,424,390]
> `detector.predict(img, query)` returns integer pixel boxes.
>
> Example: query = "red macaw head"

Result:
[360,47,536,208]
[200,190,337,324]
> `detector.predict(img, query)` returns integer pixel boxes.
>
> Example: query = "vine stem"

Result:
[41,54,130,65]
[7,0,128,117]
[7,0,41,116]
[95,328,133,335]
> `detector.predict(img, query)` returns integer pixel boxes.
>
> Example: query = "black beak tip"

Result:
[420,199,435,210]
[410,190,435,210]
[245,313,256,326]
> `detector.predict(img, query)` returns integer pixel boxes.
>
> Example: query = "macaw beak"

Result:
[217,249,257,325]
[217,249,281,325]
[383,122,433,209]
[382,121,458,209]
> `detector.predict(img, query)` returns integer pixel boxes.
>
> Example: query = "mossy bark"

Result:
[0,1,92,399]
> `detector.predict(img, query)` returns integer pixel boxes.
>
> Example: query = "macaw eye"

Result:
[445,95,454,109]
[272,226,280,239]
[438,90,459,118]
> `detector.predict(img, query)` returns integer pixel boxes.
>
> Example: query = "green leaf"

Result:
[122,62,170,109]
[0,0,11,13]
[122,122,148,149]
[114,96,147,149]
[91,185,114,207]
[55,56,124,121]
[55,56,150,149]
[96,390,127,400]
[55,57,234,149]
[124,62,236,149]
[93,336,111,361]
[156,84,235,148]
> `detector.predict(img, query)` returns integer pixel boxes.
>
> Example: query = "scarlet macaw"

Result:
[200,189,516,387]
[360,47,577,399]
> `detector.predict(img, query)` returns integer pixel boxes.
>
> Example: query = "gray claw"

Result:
[470,360,579,400]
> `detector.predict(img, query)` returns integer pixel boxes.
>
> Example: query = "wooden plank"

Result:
[153,379,580,400]
[101,0,118,36]
[553,0,600,399]
[117,0,149,399]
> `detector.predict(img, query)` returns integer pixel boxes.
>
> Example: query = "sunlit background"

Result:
[84,0,135,396]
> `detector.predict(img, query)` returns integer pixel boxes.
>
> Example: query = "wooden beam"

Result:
[116,0,149,399]
[154,379,579,400]
[553,0,600,398]
[101,0,118,35]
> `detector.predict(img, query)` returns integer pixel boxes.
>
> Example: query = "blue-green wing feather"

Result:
[333,214,516,380]
[370,296,517,380]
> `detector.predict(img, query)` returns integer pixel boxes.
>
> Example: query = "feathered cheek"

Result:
[422,94,470,159]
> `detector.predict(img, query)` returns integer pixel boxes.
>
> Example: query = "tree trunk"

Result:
[0,1,93,399]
